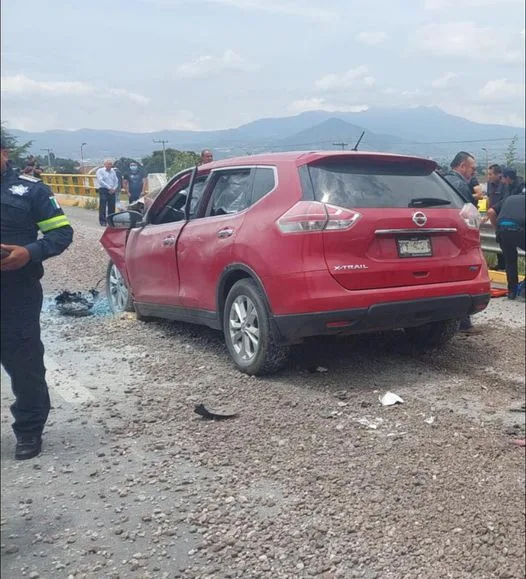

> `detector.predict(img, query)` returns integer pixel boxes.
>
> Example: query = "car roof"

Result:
[200,150,437,170]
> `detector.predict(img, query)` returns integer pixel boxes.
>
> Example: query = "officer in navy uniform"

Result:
[1,136,73,460]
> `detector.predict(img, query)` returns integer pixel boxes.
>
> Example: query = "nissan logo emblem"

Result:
[412,212,427,227]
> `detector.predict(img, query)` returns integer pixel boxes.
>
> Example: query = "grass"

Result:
[484,251,525,275]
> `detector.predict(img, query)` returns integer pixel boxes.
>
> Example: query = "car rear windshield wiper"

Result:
[408,197,452,207]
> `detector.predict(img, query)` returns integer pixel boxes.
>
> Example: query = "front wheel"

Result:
[223,279,289,375]
[404,319,458,351]
[106,260,133,313]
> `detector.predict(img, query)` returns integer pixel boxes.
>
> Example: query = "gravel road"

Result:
[1,206,525,579]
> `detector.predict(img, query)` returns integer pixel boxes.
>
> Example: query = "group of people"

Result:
[96,149,214,226]
[443,151,525,318]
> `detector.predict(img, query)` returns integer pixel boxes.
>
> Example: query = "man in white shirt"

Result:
[95,159,119,226]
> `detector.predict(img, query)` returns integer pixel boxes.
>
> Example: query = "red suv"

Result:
[101,152,490,374]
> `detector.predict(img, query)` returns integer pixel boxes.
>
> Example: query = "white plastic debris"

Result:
[379,392,404,406]
[356,417,384,429]
[316,366,328,373]
[424,416,435,425]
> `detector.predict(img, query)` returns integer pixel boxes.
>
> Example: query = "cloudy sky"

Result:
[1,0,525,132]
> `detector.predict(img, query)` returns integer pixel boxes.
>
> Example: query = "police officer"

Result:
[487,186,526,300]
[1,136,73,460]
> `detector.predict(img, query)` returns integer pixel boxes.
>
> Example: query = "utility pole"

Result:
[333,142,348,151]
[153,139,169,174]
[80,142,87,174]
[41,148,53,170]
[481,147,489,175]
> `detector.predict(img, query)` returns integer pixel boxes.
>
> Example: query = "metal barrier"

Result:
[480,222,525,256]
[41,173,99,197]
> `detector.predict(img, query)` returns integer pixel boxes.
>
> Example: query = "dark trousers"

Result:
[129,189,142,203]
[98,188,116,225]
[499,228,526,292]
[0,277,50,437]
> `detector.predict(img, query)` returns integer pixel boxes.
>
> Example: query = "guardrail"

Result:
[41,173,99,197]
[480,222,525,256]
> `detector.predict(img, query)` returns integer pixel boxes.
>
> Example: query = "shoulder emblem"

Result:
[19,174,41,183]
[9,184,29,196]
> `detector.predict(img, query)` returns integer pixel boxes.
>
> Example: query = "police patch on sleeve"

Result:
[9,184,29,196]
[50,196,61,210]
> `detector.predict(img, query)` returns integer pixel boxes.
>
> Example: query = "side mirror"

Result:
[107,210,144,229]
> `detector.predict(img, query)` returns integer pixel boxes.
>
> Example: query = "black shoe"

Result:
[15,435,42,460]
[508,291,517,300]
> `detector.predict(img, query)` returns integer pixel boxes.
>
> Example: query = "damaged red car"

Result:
[100,152,490,375]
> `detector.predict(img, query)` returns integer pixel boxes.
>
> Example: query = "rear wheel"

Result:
[223,279,289,375]
[106,260,133,313]
[404,319,458,351]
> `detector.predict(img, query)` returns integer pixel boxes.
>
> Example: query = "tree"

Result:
[141,148,199,175]
[504,135,518,168]
[0,123,33,167]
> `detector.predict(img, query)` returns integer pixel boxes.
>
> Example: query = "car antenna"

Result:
[352,131,365,151]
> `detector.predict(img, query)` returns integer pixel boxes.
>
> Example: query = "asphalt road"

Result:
[1,207,525,578]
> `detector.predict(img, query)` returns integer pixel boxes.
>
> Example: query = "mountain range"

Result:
[10,106,524,163]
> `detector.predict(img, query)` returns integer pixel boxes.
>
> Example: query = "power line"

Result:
[333,141,348,150]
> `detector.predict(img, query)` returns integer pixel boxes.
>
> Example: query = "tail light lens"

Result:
[460,203,481,230]
[277,201,361,234]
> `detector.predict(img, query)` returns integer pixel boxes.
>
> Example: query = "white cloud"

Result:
[1,74,149,104]
[176,49,254,79]
[315,66,375,91]
[431,72,459,89]
[424,0,521,9]
[383,88,426,98]
[478,79,525,102]
[414,22,524,63]
[145,0,337,23]
[288,98,368,114]
[355,31,387,46]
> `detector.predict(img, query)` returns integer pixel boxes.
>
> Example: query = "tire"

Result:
[223,279,289,375]
[404,319,458,351]
[106,260,134,313]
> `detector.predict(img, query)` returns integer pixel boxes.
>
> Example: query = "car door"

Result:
[177,167,254,312]
[125,170,206,306]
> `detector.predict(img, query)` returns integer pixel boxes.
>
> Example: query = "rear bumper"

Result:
[272,293,490,343]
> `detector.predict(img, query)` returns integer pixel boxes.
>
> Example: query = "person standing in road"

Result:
[1,135,73,460]
[487,187,525,300]
[123,161,147,203]
[485,164,506,271]
[96,159,119,226]
[501,167,526,198]
[200,149,213,164]
[443,152,478,206]
[443,152,482,334]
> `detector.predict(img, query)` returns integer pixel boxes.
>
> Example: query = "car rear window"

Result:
[301,160,464,209]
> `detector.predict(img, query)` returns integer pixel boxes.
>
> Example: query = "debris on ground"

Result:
[511,439,525,447]
[194,404,239,421]
[54,289,99,317]
[356,417,384,429]
[379,391,404,406]
[424,416,435,425]
[509,403,526,413]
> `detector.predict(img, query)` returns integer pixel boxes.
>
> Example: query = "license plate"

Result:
[397,237,432,257]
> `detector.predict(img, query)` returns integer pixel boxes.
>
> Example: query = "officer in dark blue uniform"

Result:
[1,136,73,460]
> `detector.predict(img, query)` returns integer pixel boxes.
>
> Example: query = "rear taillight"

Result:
[277,201,361,234]
[460,203,481,230]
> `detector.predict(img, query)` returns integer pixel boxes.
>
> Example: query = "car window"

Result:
[251,167,276,205]
[207,169,253,217]
[151,175,207,225]
[302,160,464,209]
